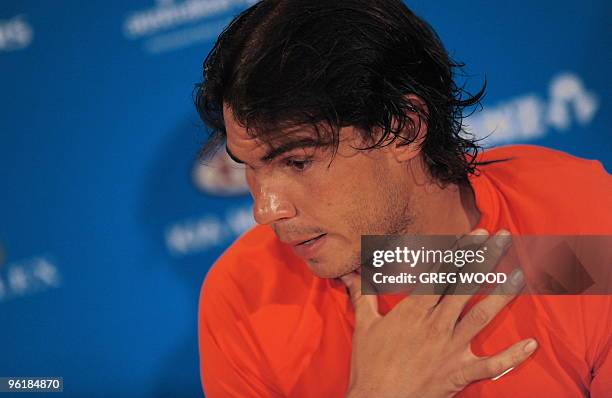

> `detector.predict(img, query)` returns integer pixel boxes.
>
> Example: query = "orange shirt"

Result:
[199,145,612,397]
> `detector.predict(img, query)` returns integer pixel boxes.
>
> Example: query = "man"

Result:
[195,0,611,396]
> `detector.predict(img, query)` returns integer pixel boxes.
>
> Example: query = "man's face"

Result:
[224,106,418,278]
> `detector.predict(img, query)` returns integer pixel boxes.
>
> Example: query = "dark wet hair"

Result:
[194,0,485,184]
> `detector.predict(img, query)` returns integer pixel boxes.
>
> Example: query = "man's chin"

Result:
[305,258,359,279]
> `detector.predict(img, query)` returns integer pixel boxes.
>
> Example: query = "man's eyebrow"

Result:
[226,139,322,165]
[261,139,321,162]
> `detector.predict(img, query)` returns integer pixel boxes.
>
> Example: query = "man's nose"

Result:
[249,175,297,225]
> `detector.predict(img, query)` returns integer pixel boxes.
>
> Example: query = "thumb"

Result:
[340,271,380,327]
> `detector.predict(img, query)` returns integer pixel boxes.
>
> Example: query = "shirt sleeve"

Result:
[199,319,281,397]
[198,266,283,398]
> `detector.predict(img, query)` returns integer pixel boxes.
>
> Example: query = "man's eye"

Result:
[284,158,312,172]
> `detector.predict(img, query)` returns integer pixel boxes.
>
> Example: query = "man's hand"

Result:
[342,230,537,398]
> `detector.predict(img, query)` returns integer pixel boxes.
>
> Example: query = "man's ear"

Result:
[390,94,429,163]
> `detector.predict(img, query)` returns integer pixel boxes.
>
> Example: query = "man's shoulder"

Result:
[208,224,303,278]
[475,144,611,233]
[211,224,286,272]
[200,225,315,312]
[478,144,610,192]
[480,144,608,172]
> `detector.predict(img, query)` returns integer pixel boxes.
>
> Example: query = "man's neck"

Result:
[413,180,481,235]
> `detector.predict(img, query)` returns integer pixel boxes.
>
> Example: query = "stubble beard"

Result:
[329,186,416,279]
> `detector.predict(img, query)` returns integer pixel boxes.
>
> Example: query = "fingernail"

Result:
[496,230,511,248]
[524,339,537,353]
[511,269,524,286]
[470,229,489,245]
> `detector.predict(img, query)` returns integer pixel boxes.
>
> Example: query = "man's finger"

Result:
[409,229,489,310]
[461,338,537,383]
[436,230,513,322]
[340,272,380,327]
[451,229,512,296]
[452,268,525,343]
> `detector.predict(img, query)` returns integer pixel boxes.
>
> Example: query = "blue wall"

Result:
[1,0,609,396]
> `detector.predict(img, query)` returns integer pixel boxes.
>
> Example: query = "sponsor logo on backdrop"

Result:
[467,72,599,145]
[164,150,253,256]
[0,243,61,302]
[165,205,253,255]
[123,0,258,54]
[193,149,249,196]
[0,14,33,52]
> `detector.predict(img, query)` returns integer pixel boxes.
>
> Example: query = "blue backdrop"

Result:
[1,0,610,396]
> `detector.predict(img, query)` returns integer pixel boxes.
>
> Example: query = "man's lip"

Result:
[291,234,328,259]
[284,234,327,246]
